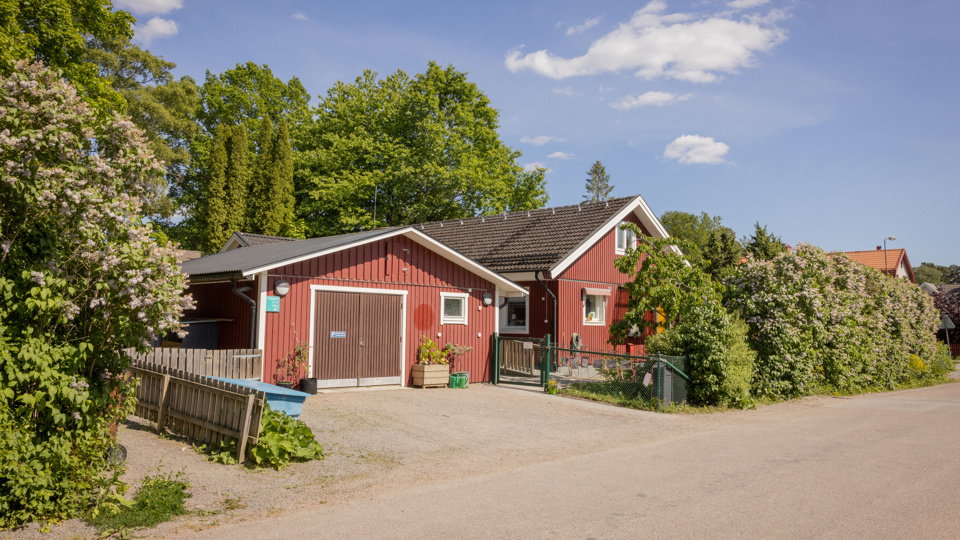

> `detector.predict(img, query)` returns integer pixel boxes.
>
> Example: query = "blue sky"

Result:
[118,0,959,266]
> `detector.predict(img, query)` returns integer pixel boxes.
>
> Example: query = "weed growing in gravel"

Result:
[86,468,191,535]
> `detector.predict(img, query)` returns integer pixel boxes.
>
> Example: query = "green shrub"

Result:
[86,469,191,534]
[246,405,325,470]
[722,316,756,406]
[0,62,190,529]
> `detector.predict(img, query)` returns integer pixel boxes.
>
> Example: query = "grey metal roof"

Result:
[236,232,298,247]
[181,228,400,282]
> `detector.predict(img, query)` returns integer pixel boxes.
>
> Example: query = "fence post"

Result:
[492,332,500,385]
[542,334,551,388]
[656,353,662,410]
[156,373,171,432]
[237,392,256,462]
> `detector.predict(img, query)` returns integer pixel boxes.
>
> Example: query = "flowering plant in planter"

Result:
[417,337,448,365]
[276,341,309,387]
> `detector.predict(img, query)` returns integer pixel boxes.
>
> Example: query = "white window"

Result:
[440,292,468,325]
[616,221,637,254]
[499,295,528,334]
[583,293,607,325]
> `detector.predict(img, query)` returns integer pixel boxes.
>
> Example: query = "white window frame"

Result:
[440,292,469,325]
[499,295,529,334]
[583,293,607,325]
[615,221,637,254]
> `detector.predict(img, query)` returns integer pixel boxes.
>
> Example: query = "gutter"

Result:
[535,270,558,342]
[231,278,258,349]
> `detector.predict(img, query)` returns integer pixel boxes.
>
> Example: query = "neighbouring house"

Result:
[844,248,916,283]
[219,231,298,252]
[179,227,527,388]
[416,195,670,353]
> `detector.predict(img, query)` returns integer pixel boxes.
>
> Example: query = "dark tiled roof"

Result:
[416,196,638,273]
[182,228,400,281]
[237,232,298,247]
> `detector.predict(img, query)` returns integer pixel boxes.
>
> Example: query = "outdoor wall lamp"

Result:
[274,279,291,297]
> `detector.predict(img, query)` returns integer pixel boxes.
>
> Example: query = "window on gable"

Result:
[499,295,528,333]
[616,222,637,254]
[440,292,468,325]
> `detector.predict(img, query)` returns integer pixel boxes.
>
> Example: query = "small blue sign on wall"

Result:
[330,331,346,338]
[265,296,280,312]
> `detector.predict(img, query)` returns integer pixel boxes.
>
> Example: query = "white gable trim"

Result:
[549,195,670,277]
[241,228,527,296]
[219,232,248,253]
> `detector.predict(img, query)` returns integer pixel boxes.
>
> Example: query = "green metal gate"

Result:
[492,333,550,387]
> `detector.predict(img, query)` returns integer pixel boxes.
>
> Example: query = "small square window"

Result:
[440,292,468,325]
[499,296,528,333]
[584,294,606,325]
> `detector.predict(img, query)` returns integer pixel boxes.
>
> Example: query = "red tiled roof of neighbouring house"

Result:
[843,248,915,282]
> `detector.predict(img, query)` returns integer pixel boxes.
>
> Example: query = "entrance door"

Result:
[313,290,402,388]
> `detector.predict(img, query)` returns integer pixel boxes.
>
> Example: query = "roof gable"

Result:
[181,227,527,294]
[843,248,915,282]
[220,231,298,253]
[416,195,669,275]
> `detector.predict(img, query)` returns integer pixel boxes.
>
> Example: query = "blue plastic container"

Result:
[211,378,310,419]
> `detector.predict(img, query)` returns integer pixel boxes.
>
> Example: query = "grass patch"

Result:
[560,382,691,413]
[86,469,191,535]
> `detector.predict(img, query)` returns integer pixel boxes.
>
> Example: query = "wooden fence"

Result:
[129,362,265,462]
[499,339,539,376]
[125,348,262,380]
[952,343,960,357]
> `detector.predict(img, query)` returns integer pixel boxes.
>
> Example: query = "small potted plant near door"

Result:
[412,337,449,388]
[275,341,308,389]
[445,342,473,388]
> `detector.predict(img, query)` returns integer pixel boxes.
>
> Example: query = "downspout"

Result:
[231,278,257,349]
[534,270,558,343]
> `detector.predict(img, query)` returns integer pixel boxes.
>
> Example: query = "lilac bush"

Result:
[725,244,949,399]
[0,62,192,527]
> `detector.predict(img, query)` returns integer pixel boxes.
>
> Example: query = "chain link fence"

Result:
[548,344,688,407]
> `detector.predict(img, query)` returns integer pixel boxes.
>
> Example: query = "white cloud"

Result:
[566,16,601,36]
[611,91,693,110]
[293,12,308,21]
[728,0,770,9]
[506,0,787,82]
[663,135,730,164]
[520,135,565,146]
[114,0,182,15]
[548,151,574,160]
[135,17,178,45]
[523,162,550,172]
[553,86,581,97]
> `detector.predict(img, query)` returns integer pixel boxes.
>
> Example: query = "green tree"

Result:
[611,232,733,405]
[702,228,743,279]
[744,222,785,260]
[0,0,135,113]
[197,125,231,253]
[659,210,736,269]
[584,160,613,202]
[269,118,299,237]
[295,62,548,236]
[248,115,275,233]
[83,35,200,220]
[914,263,945,285]
[224,124,250,239]
[0,62,190,527]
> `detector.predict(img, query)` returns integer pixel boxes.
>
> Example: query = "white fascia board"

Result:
[401,228,529,295]
[242,228,411,278]
[550,195,671,277]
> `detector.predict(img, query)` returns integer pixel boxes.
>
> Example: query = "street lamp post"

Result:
[883,236,896,278]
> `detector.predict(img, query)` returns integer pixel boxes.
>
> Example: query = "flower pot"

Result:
[276,381,293,389]
[412,364,449,388]
[300,377,318,395]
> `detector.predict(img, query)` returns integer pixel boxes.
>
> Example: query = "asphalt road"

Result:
[185,383,960,539]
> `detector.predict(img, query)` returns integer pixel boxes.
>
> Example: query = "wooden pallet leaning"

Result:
[125,348,263,380]
[129,361,265,463]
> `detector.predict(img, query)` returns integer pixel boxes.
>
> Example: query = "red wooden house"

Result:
[180,228,527,388]
[417,195,670,353]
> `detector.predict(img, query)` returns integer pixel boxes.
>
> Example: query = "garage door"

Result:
[313,290,403,388]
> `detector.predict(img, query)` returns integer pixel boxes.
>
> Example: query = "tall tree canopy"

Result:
[914,262,959,285]
[584,160,613,202]
[744,222,785,260]
[659,210,739,270]
[0,0,135,113]
[295,62,548,236]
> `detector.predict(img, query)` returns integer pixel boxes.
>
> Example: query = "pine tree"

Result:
[270,118,300,237]
[223,123,250,237]
[247,115,275,234]
[198,125,230,253]
[584,160,613,202]
[745,222,785,261]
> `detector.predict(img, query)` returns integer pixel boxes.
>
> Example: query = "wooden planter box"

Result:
[412,364,449,388]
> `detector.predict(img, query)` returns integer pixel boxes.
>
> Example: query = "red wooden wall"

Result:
[186,279,257,349]
[260,235,498,385]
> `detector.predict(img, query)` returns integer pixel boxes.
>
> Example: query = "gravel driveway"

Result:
[7,383,883,538]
